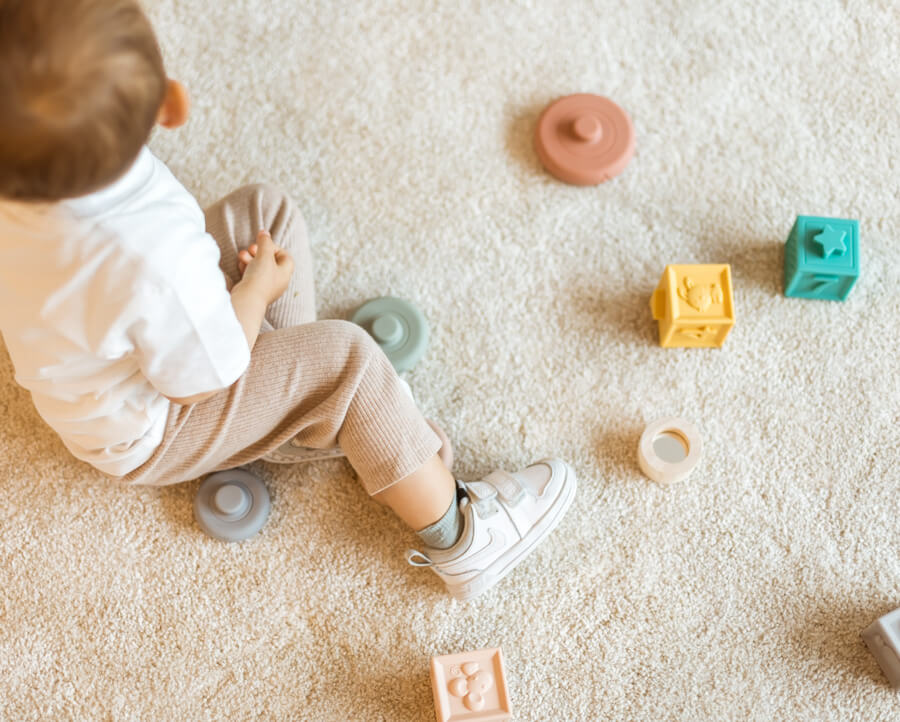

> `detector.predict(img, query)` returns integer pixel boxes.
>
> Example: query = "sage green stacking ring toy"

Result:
[194,469,271,542]
[351,297,429,372]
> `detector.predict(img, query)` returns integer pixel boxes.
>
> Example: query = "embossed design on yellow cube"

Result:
[650,264,735,348]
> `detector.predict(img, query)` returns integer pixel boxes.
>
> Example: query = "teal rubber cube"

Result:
[784,215,859,301]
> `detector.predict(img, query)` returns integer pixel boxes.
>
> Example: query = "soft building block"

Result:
[784,215,859,301]
[862,607,900,689]
[430,648,512,722]
[650,264,735,348]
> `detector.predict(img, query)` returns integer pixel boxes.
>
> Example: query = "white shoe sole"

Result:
[447,459,577,602]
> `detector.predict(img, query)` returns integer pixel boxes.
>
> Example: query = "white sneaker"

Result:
[407,458,577,601]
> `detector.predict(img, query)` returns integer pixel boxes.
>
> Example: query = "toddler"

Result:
[0,0,576,601]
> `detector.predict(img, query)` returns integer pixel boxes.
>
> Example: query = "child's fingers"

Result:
[276,251,295,278]
[256,229,274,250]
[274,247,294,266]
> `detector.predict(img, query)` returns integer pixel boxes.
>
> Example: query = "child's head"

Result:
[0,0,187,202]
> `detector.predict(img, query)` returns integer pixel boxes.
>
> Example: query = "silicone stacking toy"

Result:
[784,215,860,301]
[651,264,735,348]
[637,417,702,485]
[862,607,900,688]
[431,647,512,721]
[535,94,635,185]
[194,469,271,542]
[351,297,429,372]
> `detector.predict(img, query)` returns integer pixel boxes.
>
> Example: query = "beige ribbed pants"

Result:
[122,184,441,494]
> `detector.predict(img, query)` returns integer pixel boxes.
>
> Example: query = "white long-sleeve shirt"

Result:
[0,148,250,475]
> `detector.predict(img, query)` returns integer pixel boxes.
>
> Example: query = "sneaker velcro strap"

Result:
[483,470,525,504]
[461,480,501,518]
[463,480,498,503]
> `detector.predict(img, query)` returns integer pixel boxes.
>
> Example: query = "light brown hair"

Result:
[0,0,167,201]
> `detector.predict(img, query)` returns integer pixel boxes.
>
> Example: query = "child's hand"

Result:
[237,237,261,276]
[237,245,257,277]
[237,229,294,305]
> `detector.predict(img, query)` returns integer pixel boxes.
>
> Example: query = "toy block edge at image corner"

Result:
[784,215,860,301]
[861,607,900,689]
[650,264,736,348]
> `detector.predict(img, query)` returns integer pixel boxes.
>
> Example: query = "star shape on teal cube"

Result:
[784,215,860,301]
[812,225,847,258]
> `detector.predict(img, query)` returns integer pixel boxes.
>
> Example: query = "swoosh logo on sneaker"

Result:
[441,529,506,575]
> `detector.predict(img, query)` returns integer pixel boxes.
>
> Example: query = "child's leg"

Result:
[204,184,454,469]
[123,320,444,501]
[204,183,316,328]
[122,320,575,601]
[372,454,456,530]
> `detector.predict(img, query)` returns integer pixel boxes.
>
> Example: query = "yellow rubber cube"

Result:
[650,264,735,348]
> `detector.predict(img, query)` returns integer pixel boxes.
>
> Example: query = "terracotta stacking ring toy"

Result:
[535,94,635,186]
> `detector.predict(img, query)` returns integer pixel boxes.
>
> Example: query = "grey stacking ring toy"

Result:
[351,297,429,372]
[194,469,271,542]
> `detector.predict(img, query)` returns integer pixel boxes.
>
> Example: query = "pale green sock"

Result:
[416,497,463,549]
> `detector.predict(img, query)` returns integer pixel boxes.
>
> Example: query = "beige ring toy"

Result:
[638,417,702,485]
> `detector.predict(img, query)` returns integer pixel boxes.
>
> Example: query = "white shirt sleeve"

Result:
[131,233,250,399]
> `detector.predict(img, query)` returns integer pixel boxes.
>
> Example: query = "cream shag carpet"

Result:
[2,1,899,719]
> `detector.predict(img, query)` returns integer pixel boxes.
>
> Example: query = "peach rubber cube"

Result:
[430,647,512,722]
